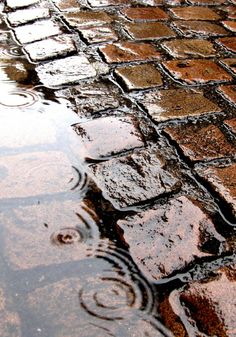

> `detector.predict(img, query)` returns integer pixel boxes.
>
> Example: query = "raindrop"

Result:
[0,89,39,107]
[51,227,85,246]
[70,166,88,192]
[2,46,23,58]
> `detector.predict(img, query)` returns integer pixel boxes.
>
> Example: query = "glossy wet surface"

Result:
[0,0,236,336]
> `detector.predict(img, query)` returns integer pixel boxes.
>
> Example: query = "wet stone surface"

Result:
[90,145,181,208]
[172,20,228,37]
[218,84,236,105]
[52,0,81,11]
[224,118,236,135]
[222,20,236,33]
[79,26,118,44]
[6,0,40,9]
[220,58,236,75]
[124,22,176,40]
[170,6,220,20]
[7,7,50,27]
[218,37,236,53]
[121,7,168,21]
[64,11,112,28]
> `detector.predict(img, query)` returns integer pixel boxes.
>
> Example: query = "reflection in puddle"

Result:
[0,88,39,107]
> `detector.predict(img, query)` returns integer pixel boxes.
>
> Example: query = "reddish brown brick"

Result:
[172,21,228,37]
[139,88,221,122]
[218,37,236,53]
[162,59,232,85]
[187,0,225,4]
[224,6,236,19]
[162,38,216,58]
[124,22,176,40]
[220,58,236,75]
[170,6,220,20]
[196,164,236,217]
[73,116,144,159]
[100,41,161,63]
[53,0,80,11]
[222,20,236,33]
[224,118,236,135]
[79,26,118,44]
[115,63,163,90]
[121,7,168,21]
[117,196,225,281]
[218,84,236,105]
[64,11,112,28]
[165,124,236,162]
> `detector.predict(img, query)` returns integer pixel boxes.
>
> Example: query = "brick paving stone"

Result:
[117,196,226,281]
[224,118,236,134]
[187,0,225,4]
[63,11,112,28]
[218,37,236,53]
[69,80,122,115]
[162,59,232,85]
[218,84,236,105]
[222,20,236,33]
[0,151,74,199]
[74,116,144,159]
[36,55,96,87]
[79,26,118,44]
[88,0,128,6]
[162,39,216,58]
[115,63,163,90]
[24,35,76,62]
[163,265,236,336]
[139,88,221,122]
[196,164,236,217]
[90,145,180,208]
[220,58,236,75]
[53,0,81,11]
[121,7,168,21]
[165,124,236,162]
[224,6,236,19]
[14,19,63,44]
[124,22,176,40]
[172,20,228,37]
[6,0,39,9]
[2,200,99,270]
[7,7,50,27]
[100,41,161,63]
[170,6,220,20]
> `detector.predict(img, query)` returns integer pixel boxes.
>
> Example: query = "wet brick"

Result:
[6,0,39,9]
[224,118,236,135]
[164,265,236,336]
[100,41,161,63]
[79,26,118,44]
[117,196,226,281]
[218,37,236,53]
[90,145,180,208]
[224,5,236,19]
[165,124,236,162]
[0,151,74,199]
[170,6,220,20]
[36,55,96,87]
[64,11,112,28]
[196,164,236,217]
[121,7,168,21]
[222,20,236,33]
[187,0,225,4]
[14,19,63,44]
[88,0,128,6]
[172,20,228,37]
[2,200,99,270]
[220,58,236,75]
[162,39,216,58]
[139,88,221,122]
[162,59,232,85]
[52,0,81,11]
[115,63,163,90]
[124,22,176,40]
[7,7,50,27]
[73,116,144,160]
[218,84,236,105]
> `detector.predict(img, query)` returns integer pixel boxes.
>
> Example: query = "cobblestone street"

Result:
[0,0,236,336]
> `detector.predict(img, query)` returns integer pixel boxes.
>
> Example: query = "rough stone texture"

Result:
[220,58,236,75]
[1,200,99,270]
[14,19,63,44]
[117,196,225,281]
[64,11,112,28]
[125,22,176,40]
[73,116,144,159]
[90,146,181,208]
[79,26,118,44]
[222,20,236,33]
[165,124,236,162]
[196,164,236,217]
[170,6,220,20]
[6,0,39,9]
[115,63,163,90]
[36,55,96,87]
[24,35,76,62]
[0,151,74,199]
[187,0,225,4]
[139,88,221,122]
[218,84,236,105]
[218,37,236,53]
[162,39,216,58]
[100,41,161,63]
[7,8,50,27]
[121,7,168,21]
[224,5,236,19]
[224,118,236,135]
[172,20,228,37]
[162,59,232,85]
[53,0,81,11]
[88,0,128,6]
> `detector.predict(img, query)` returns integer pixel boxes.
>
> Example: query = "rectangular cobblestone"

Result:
[222,20,236,33]
[6,0,39,9]
[79,26,118,44]
[7,7,50,27]
[162,59,232,85]
[172,20,228,37]
[53,0,81,11]
[218,37,236,53]
[218,84,236,106]
[117,196,226,281]
[64,11,112,28]
[121,7,168,21]
[170,6,220,20]
[90,145,181,208]
[124,22,176,40]
[162,39,216,58]
[165,123,236,162]
[138,88,221,122]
